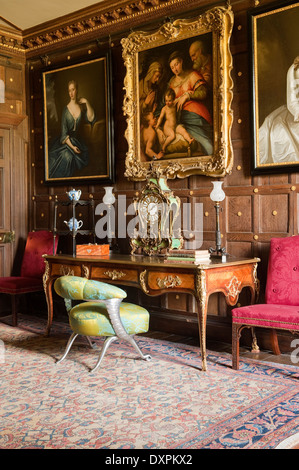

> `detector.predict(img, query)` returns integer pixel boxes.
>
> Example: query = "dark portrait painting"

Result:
[250,1,299,173]
[43,55,114,183]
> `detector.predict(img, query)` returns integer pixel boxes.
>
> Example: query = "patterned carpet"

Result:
[0,316,298,449]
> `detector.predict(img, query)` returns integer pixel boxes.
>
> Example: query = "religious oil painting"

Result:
[250,1,299,173]
[121,6,234,181]
[43,55,114,183]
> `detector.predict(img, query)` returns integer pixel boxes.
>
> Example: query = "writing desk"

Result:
[43,253,260,371]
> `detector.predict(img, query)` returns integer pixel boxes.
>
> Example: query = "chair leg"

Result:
[250,327,260,352]
[103,298,152,364]
[90,336,118,373]
[126,335,152,362]
[85,336,96,349]
[270,329,281,355]
[232,323,241,370]
[56,332,78,364]
[10,295,18,327]
[90,335,152,373]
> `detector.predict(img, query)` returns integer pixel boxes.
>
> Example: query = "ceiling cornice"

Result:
[0,0,208,57]
[0,28,24,57]
[22,0,149,37]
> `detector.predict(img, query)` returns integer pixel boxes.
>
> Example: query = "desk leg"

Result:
[195,270,208,372]
[43,262,54,336]
[196,300,208,372]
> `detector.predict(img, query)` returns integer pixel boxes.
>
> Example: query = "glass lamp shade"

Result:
[103,187,115,205]
[210,181,225,202]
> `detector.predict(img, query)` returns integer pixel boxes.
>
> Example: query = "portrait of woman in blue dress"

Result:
[48,79,96,178]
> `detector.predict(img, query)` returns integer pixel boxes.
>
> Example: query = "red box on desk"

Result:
[76,244,109,256]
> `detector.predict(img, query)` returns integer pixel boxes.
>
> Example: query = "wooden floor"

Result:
[144,330,297,367]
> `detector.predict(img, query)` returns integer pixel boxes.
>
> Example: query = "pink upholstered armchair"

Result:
[232,235,299,369]
[0,231,58,326]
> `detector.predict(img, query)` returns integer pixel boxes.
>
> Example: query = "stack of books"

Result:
[165,249,211,264]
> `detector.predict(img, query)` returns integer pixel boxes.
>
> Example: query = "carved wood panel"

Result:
[5,66,23,97]
[0,127,12,277]
[227,196,252,233]
[259,194,289,233]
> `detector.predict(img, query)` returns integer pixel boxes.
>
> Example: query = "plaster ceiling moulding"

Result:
[22,0,201,55]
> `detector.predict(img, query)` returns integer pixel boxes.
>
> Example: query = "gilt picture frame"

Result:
[250,1,299,173]
[121,5,234,181]
[43,54,114,183]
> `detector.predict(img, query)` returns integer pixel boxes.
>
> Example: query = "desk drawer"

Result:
[50,262,82,277]
[147,271,194,291]
[91,266,138,283]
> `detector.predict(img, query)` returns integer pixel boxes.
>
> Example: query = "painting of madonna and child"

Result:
[139,33,213,163]
[43,56,114,183]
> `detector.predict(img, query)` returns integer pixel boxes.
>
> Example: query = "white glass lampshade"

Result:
[210,181,225,202]
[103,186,115,205]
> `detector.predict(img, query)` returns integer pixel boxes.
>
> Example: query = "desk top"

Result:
[44,253,260,270]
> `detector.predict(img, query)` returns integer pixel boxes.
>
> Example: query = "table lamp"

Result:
[209,181,228,261]
[103,186,115,248]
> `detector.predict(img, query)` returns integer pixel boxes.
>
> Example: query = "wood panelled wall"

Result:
[0,50,28,281]
[24,0,298,351]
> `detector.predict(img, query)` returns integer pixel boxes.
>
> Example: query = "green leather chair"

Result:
[54,275,151,372]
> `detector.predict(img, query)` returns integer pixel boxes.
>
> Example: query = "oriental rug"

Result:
[0,316,298,449]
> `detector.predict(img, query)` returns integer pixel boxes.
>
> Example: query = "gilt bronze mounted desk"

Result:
[43,254,260,371]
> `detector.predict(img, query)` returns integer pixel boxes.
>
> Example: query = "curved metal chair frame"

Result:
[57,297,151,373]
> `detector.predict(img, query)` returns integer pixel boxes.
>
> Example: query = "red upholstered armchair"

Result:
[232,235,299,369]
[0,231,58,326]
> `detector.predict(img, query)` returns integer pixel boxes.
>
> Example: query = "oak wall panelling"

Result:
[0,48,28,289]
[1,0,297,351]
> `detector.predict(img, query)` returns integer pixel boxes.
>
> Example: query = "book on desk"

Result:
[165,249,211,264]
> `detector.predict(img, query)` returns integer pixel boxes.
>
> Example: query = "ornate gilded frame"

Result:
[43,54,114,183]
[121,5,234,181]
[249,1,299,174]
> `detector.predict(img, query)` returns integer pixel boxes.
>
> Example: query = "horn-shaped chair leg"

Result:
[126,335,152,362]
[90,336,118,373]
[103,298,152,363]
[90,335,152,373]
[85,336,96,349]
[57,332,78,364]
